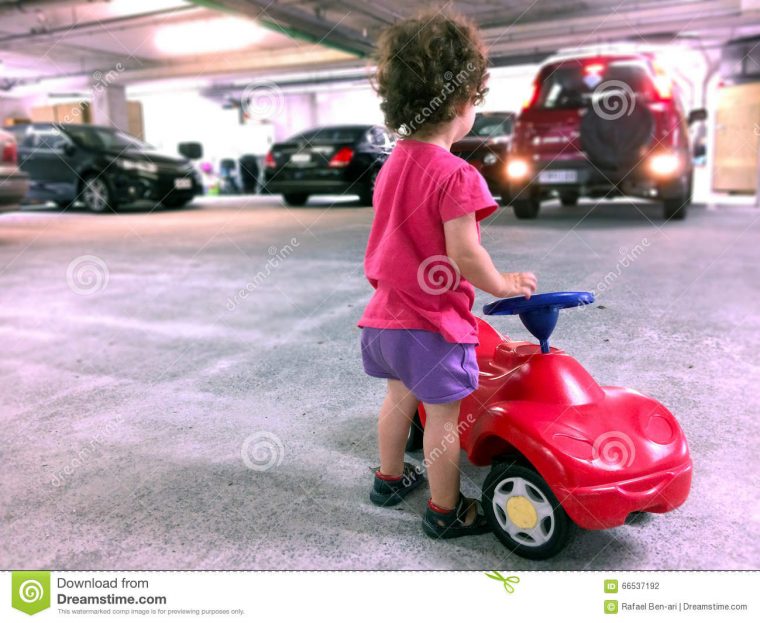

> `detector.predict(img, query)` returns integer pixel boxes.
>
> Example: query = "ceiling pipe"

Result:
[0,0,106,16]
[186,0,374,57]
[0,4,202,45]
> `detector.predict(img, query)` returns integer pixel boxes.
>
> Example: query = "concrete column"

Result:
[90,83,129,131]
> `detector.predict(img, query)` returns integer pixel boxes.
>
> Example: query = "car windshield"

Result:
[63,126,152,151]
[288,127,364,143]
[467,115,512,137]
[535,60,656,109]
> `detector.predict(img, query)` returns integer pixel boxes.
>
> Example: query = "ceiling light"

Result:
[155,17,266,56]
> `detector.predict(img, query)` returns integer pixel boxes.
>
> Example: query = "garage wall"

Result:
[131,65,538,162]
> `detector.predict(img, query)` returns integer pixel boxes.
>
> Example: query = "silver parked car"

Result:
[0,128,29,211]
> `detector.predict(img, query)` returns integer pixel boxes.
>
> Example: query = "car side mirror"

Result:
[688,108,707,124]
[178,141,203,160]
[62,142,76,156]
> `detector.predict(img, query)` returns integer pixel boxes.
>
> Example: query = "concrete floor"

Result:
[1,194,758,571]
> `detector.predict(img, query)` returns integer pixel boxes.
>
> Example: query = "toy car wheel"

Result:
[405,410,424,452]
[482,463,573,560]
[283,193,309,207]
[512,198,540,219]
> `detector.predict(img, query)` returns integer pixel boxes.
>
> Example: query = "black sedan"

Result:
[263,125,394,206]
[451,112,514,204]
[8,123,202,212]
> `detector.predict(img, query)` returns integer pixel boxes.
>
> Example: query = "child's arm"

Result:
[444,212,537,298]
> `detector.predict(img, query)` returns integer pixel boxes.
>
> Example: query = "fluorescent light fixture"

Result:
[155,17,266,55]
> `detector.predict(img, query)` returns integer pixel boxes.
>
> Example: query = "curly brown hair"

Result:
[374,10,489,136]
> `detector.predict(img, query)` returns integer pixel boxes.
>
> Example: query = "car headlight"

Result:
[117,158,158,174]
[483,153,498,166]
[506,158,530,180]
[649,153,680,177]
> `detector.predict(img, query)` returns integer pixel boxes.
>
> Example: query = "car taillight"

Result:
[2,140,17,164]
[521,82,538,110]
[264,151,276,168]
[584,62,606,75]
[328,146,354,168]
[652,61,673,101]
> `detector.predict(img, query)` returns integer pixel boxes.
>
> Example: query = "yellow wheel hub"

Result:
[506,495,538,529]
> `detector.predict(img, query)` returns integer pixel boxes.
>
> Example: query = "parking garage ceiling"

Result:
[0,0,759,92]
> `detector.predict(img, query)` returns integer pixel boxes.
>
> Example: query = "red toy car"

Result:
[408,292,692,559]
[506,53,706,220]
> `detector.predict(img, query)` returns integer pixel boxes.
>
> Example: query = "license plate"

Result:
[538,169,578,184]
[174,177,192,189]
[290,153,311,164]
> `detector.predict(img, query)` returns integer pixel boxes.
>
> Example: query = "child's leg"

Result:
[421,400,462,509]
[377,379,419,477]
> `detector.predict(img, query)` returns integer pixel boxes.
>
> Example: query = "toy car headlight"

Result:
[643,412,675,444]
[483,153,498,166]
[552,433,593,460]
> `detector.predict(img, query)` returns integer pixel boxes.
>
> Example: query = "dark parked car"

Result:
[263,125,394,206]
[8,123,202,212]
[508,54,706,220]
[0,128,29,211]
[451,112,514,203]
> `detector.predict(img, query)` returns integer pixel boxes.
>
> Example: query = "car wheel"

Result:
[81,175,115,213]
[512,198,540,219]
[405,410,424,452]
[662,176,691,221]
[358,168,379,206]
[560,192,579,207]
[162,197,192,209]
[283,193,309,207]
[482,463,574,560]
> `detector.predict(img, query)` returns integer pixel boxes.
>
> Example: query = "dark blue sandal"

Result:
[422,494,491,539]
[369,462,425,507]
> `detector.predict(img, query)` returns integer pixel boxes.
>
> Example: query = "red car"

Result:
[507,54,706,220]
[408,292,692,559]
[451,112,514,203]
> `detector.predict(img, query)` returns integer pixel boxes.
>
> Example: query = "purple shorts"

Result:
[360,328,478,404]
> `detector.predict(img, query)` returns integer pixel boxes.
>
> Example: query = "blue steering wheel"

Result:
[483,291,594,353]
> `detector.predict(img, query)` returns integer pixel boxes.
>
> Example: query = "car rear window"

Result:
[288,127,364,143]
[535,61,656,109]
[467,115,513,138]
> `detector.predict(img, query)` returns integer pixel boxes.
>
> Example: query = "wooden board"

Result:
[712,82,760,193]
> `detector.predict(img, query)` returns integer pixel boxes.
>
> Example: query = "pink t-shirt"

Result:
[358,139,498,344]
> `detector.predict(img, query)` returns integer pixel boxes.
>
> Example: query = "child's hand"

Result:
[497,272,537,299]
